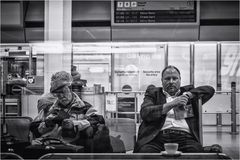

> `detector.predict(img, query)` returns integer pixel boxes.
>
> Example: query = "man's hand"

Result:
[183,91,193,99]
[162,94,190,115]
[62,119,74,129]
[170,94,189,108]
[45,115,56,127]
[38,121,56,135]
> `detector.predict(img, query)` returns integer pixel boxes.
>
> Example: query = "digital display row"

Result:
[113,0,197,24]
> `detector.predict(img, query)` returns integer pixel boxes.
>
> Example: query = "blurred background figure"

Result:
[71,66,87,98]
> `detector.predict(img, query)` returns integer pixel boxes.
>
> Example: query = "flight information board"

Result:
[112,0,197,25]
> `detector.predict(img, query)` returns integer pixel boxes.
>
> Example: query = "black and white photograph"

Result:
[0,0,239,159]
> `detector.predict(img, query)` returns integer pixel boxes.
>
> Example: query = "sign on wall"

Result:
[105,93,117,111]
[114,53,140,91]
[112,0,198,25]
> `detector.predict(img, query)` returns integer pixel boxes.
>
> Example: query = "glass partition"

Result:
[0,44,39,117]
[112,42,165,91]
[73,43,111,92]
[73,54,111,91]
[23,43,71,118]
[194,43,217,89]
[221,42,240,91]
[139,46,165,90]
[113,52,139,91]
[1,42,239,120]
[168,43,190,86]
[73,42,165,92]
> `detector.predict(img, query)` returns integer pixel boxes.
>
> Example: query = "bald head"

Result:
[161,65,181,78]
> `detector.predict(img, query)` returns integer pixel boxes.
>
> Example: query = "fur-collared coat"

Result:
[30,92,102,139]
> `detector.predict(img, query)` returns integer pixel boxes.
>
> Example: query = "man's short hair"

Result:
[161,65,181,77]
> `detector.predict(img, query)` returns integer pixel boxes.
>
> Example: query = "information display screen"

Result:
[112,0,197,25]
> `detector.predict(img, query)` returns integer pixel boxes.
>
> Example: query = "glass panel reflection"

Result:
[168,43,190,86]
[195,43,217,89]
[113,53,139,91]
[221,43,240,91]
[112,43,165,91]
[139,46,165,91]
[73,54,111,91]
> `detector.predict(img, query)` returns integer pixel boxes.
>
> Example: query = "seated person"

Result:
[71,67,87,98]
[37,93,56,113]
[134,65,215,153]
[30,71,105,149]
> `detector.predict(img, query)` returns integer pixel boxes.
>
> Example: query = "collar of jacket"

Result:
[162,89,181,98]
[160,85,194,98]
[57,92,85,109]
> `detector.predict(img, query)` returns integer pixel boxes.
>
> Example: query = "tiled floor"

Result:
[108,121,239,159]
[203,126,239,160]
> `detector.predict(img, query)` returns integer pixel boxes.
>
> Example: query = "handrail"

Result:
[39,152,231,160]
[215,91,240,94]
[105,90,239,94]
[105,91,145,94]
[105,83,239,133]
[0,152,24,160]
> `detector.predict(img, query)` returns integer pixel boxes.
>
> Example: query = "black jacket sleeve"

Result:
[189,85,215,104]
[140,87,165,122]
[30,121,42,138]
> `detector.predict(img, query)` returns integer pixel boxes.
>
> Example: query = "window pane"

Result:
[113,53,139,91]
[221,43,240,91]
[194,43,217,89]
[113,43,165,91]
[139,46,165,91]
[168,43,190,86]
[73,54,111,91]
[32,43,72,94]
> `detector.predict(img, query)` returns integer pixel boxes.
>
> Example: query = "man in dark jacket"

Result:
[134,65,215,153]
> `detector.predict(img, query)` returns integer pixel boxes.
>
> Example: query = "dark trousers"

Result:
[137,130,203,153]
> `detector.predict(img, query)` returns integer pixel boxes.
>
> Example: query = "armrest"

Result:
[203,144,223,153]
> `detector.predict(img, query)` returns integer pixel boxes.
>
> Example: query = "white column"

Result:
[44,0,72,94]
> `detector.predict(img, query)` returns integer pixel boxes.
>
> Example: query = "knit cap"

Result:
[50,71,72,93]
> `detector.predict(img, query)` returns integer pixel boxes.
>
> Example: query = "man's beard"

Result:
[166,85,178,96]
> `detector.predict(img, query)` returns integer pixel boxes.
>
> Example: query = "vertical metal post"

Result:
[198,97,203,145]
[164,43,168,67]
[231,82,238,134]
[216,113,222,126]
[1,94,7,135]
[71,44,73,71]
[103,92,106,119]
[190,43,195,86]
[134,92,137,124]
[216,42,221,91]
[0,59,3,95]
[116,92,118,118]
[28,46,32,76]
[111,53,114,91]
[2,60,8,95]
